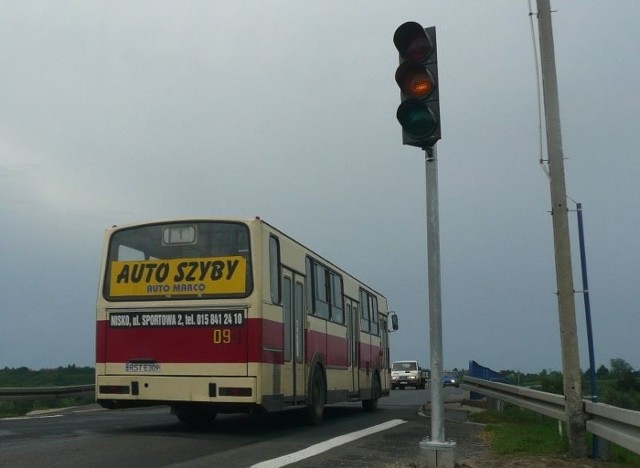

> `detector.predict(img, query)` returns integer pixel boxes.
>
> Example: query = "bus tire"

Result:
[305,368,325,425]
[171,404,217,427]
[97,399,119,410]
[362,374,380,412]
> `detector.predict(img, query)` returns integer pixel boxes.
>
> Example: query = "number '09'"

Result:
[213,329,231,344]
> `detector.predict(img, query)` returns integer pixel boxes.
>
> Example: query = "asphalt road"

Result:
[0,387,486,467]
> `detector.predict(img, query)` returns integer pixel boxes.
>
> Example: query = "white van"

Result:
[391,360,427,389]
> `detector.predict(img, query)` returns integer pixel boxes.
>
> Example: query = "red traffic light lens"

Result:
[393,22,433,63]
[405,36,432,63]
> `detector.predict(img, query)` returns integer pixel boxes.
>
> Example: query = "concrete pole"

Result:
[536,0,587,457]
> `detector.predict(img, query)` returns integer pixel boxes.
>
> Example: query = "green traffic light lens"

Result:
[403,112,436,136]
[397,101,438,137]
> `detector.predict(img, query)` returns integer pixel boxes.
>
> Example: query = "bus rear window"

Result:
[103,221,252,301]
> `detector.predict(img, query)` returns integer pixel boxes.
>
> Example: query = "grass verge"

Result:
[470,406,568,456]
[0,397,94,418]
[469,405,640,466]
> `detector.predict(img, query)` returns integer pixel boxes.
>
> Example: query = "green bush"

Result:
[0,365,94,387]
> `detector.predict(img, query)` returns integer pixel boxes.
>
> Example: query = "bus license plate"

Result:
[125,363,161,373]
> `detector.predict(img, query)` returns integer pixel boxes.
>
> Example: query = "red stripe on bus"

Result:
[96,318,376,368]
[306,329,350,368]
[359,340,383,370]
[327,332,349,367]
[96,318,286,364]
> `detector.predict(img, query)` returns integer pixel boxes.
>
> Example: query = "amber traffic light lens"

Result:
[403,71,435,99]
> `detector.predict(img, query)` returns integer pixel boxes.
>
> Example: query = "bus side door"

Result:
[346,298,359,394]
[283,272,306,405]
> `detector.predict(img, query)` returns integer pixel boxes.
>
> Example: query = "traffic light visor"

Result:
[396,100,438,138]
[393,22,433,63]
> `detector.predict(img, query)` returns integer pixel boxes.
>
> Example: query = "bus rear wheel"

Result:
[171,404,218,427]
[305,369,325,425]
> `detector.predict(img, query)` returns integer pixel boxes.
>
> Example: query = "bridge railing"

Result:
[462,375,640,456]
[0,385,95,401]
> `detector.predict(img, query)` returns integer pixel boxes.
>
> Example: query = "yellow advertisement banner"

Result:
[109,256,247,297]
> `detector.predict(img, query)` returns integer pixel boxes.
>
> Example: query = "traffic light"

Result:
[393,22,440,149]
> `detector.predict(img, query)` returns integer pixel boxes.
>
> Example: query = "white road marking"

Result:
[251,419,407,468]
[2,414,63,421]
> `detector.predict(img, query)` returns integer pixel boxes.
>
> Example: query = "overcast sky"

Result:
[1,1,638,373]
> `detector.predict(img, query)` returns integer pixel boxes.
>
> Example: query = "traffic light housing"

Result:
[393,22,440,149]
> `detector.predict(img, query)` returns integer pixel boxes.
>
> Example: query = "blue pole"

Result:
[576,202,599,459]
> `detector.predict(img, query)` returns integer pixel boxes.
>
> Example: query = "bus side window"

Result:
[306,256,344,324]
[314,264,330,319]
[360,289,370,333]
[269,235,281,304]
[370,295,379,335]
[330,273,344,324]
[305,256,313,315]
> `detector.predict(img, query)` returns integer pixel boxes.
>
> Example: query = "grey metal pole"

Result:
[419,146,455,467]
[425,146,444,443]
[536,0,587,457]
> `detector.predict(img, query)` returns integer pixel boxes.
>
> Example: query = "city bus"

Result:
[95,217,398,424]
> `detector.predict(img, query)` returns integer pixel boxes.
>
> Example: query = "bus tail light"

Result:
[219,387,252,397]
[99,385,130,395]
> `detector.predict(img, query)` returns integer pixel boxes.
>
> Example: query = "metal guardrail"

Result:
[462,375,640,455]
[585,400,640,455]
[0,385,94,401]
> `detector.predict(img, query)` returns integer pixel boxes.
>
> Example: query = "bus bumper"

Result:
[96,375,257,405]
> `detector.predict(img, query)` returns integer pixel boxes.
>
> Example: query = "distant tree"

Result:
[610,358,634,376]
[607,358,638,391]
[596,365,609,378]
[598,358,640,411]
[539,370,564,395]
